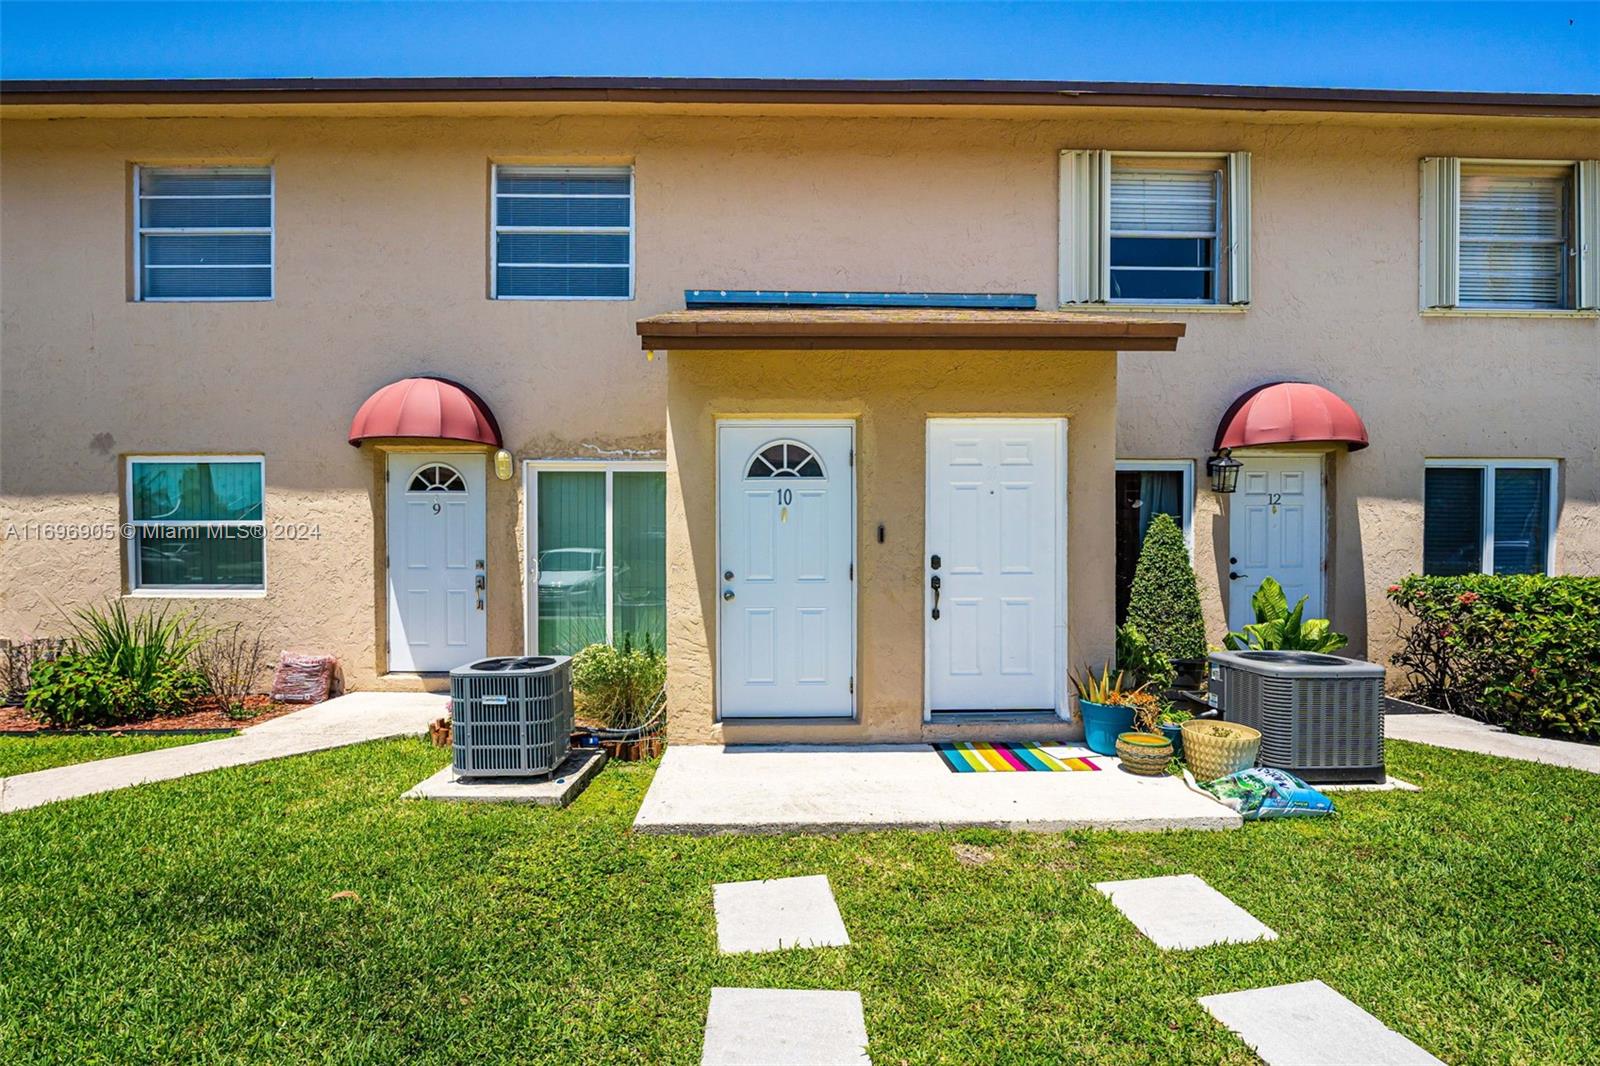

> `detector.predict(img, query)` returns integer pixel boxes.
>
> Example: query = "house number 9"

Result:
[432,501,442,515]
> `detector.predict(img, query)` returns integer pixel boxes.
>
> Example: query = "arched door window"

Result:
[408,463,467,492]
[746,441,825,479]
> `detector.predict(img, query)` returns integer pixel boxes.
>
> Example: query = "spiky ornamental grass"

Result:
[1126,512,1207,662]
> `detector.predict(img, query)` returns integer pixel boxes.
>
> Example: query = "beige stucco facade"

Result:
[2,101,1597,716]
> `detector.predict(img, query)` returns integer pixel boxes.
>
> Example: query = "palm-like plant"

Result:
[1223,577,1349,653]
[67,600,209,694]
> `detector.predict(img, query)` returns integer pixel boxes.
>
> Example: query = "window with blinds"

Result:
[493,166,633,299]
[1458,168,1573,309]
[1109,166,1221,302]
[126,456,266,590]
[1424,461,1555,577]
[135,167,273,301]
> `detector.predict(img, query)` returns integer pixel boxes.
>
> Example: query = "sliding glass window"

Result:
[527,462,666,655]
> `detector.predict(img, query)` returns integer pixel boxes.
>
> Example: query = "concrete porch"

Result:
[633,743,1241,835]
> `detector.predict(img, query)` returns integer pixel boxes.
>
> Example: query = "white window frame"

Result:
[1060,149,1251,307]
[125,454,267,595]
[1423,458,1559,576]
[1422,157,1599,312]
[522,458,666,654]
[491,165,635,301]
[1116,459,1195,554]
[132,166,275,302]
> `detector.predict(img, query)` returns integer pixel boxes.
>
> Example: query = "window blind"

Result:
[128,458,265,588]
[494,167,633,299]
[1423,466,1483,576]
[1458,171,1570,308]
[1492,467,1551,575]
[136,168,273,300]
[1110,170,1219,233]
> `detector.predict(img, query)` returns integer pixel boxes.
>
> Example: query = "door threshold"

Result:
[929,709,1062,724]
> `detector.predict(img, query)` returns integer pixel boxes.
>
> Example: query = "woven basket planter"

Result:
[1115,732,1174,776]
[1180,719,1262,782]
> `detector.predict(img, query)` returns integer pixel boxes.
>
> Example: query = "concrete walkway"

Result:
[0,692,443,814]
[1387,711,1600,774]
[636,744,1239,834]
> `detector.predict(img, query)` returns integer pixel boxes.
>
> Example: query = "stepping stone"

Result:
[1200,980,1444,1065]
[701,987,870,1065]
[713,874,850,954]
[1093,873,1276,950]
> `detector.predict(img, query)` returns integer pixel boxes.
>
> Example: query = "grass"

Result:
[1,740,1596,1064]
[0,732,221,778]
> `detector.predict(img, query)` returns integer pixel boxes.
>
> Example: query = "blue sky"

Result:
[2,2,1596,93]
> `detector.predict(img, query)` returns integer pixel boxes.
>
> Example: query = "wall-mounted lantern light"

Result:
[1206,449,1242,493]
[494,449,514,481]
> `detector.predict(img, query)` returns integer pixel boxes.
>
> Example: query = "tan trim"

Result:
[637,308,1185,351]
[4,77,1597,118]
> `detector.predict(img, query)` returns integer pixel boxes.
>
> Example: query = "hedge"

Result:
[1387,574,1600,741]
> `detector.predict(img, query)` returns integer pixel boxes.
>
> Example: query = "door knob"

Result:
[1229,571,1248,580]
[723,589,735,601]
[930,574,941,620]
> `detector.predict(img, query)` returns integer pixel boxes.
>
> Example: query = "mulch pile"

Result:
[0,695,300,734]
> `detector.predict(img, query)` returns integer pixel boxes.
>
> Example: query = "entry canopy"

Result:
[348,376,502,448]
[637,308,1185,351]
[1215,381,1368,452]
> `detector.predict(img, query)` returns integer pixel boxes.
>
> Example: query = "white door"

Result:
[386,453,487,672]
[926,419,1065,714]
[1227,454,1325,630]
[718,423,854,718]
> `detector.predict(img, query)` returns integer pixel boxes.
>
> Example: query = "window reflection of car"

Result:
[538,549,606,601]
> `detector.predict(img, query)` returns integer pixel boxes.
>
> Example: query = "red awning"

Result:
[1214,381,1368,452]
[348,376,502,448]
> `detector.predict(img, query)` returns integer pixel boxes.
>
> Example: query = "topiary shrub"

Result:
[1387,574,1600,741]
[1125,512,1207,665]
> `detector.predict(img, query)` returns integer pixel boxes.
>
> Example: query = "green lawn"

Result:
[1,739,1596,1065]
[0,732,221,778]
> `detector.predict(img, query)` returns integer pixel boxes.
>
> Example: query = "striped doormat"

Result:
[934,742,1101,773]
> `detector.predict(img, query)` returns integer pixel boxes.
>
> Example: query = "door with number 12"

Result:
[717,422,855,718]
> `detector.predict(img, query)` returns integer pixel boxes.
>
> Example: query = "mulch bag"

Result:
[270,652,341,704]
[1198,767,1335,820]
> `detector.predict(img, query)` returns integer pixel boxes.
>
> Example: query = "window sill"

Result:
[1059,303,1247,314]
[1422,309,1598,320]
[125,589,267,599]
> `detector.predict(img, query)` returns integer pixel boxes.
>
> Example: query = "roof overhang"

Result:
[4,76,1597,120]
[637,309,1185,351]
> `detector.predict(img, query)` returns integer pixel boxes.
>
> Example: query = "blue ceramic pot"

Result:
[1158,722,1185,757]
[1079,699,1137,756]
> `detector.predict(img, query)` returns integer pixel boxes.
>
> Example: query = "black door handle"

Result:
[1230,571,1249,580]
[931,575,941,620]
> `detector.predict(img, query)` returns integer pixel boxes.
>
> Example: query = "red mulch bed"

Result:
[0,695,303,734]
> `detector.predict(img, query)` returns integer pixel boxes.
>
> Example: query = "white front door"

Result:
[717,422,854,718]
[386,452,487,672]
[926,419,1065,714]
[1227,454,1325,630]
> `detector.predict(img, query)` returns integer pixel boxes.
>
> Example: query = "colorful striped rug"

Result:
[934,742,1101,773]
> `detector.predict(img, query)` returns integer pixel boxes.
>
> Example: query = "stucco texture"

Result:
[2,108,1596,691]
[665,346,1117,744]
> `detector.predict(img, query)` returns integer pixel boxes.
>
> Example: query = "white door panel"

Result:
[927,419,1064,713]
[386,453,487,672]
[718,424,854,717]
[1227,455,1325,630]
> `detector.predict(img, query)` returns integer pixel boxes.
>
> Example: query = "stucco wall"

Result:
[1,108,1595,690]
[664,347,1117,744]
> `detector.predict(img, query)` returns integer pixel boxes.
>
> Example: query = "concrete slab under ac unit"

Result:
[1199,980,1444,1066]
[402,748,605,806]
[1093,873,1277,950]
[713,874,850,955]
[701,987,871,1065]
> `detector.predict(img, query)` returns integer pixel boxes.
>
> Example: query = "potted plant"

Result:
[1071,661,1145,756]
[1180,719,1262,783]
[1125,513,1208,691]
[1154,705,1193,756]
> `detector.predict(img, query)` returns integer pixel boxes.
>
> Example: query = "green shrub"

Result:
[1387,575,1600,741]
[1124,512,1206,663]
[1115,621,1173,691]
[22,601,209,727]
[1224,577,1349,653]
[570,635,665,730]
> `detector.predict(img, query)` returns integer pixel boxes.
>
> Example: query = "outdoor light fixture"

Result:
[494,449,514,481]
[1207,449,1243,493]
